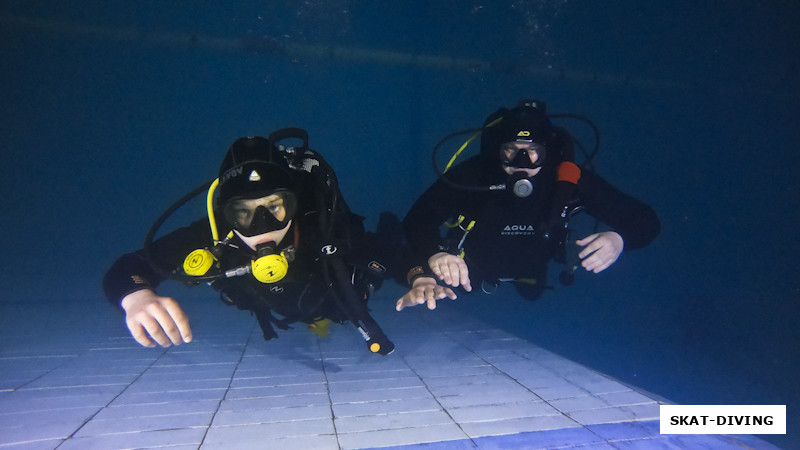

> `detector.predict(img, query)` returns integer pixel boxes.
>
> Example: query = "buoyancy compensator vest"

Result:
[143,127,394,355]
[431,99,601,288]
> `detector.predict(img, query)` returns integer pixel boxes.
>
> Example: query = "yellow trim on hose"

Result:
[443,116,504,173]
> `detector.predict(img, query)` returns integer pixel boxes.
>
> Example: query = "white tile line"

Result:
[0,298,775,449]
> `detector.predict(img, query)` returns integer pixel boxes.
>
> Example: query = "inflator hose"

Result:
[431,113,601,192]
[142,180,220,283]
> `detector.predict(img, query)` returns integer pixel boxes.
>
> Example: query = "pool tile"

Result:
[0,298,778,450]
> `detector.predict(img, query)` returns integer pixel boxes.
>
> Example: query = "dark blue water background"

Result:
[1,1,797,447]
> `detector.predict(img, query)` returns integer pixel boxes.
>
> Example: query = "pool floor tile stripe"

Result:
[0,293,779,449]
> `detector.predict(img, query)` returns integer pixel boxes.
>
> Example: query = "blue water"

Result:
[1,2,797,448]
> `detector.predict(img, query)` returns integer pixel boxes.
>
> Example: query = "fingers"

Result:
[423,284,438,310]
[396,284,457,311]
[396,294,424,312]
[429,256,450,284]
[581,253,612,273]
[439,286,457,300]
[140,308,177,347]
[122,292,192,348]
[430,253,472,290]
[441,257,470,291]
[396,290,421,311]
[577,234,602,272]
[127,321,156,348]
[577,232,623,273]
[441,260,459,286]
[576,233,600,259]
[162,299,193,343]
[580,244,611,273]
[458,262,472,292]
[396,291,435,312]
[147,301,191,346]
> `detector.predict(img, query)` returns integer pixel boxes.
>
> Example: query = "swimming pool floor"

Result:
[0,292,778,449]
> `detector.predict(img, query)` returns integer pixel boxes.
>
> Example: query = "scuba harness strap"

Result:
[297,136,394,355]
[215,274,300,341]
[541,161,582,255]
[442,162,584,292]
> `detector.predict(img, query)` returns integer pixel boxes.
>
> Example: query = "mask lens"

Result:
[501,142,544,168]
[224,191,296,235]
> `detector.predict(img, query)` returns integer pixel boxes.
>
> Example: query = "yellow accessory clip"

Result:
[442,215,476,259]
[455,215,476,258]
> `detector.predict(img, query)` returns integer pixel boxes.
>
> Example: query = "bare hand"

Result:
[396,277,457,311]
[576,231,624,273]
[428,252,472,291]
[121,289,193,347]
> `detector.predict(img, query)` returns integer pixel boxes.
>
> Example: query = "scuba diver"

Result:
[103,128,396,355]
[396,99,660,311]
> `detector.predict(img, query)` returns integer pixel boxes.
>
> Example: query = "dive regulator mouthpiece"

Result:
[508,172,534,197]
[251,242,289,283]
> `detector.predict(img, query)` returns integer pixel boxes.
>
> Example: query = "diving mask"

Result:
[500,142,545,198]
[500,141,546,170]
[224,190,297,237]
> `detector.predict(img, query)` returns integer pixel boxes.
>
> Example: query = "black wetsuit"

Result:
[403,153,660,298]
[103,176,393,343]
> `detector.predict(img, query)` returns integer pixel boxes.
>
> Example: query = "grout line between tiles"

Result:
[53,345,170,447]
[197,316,259,447]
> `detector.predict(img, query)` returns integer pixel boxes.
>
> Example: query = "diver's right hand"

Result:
[428,252,472,291]
[396,276,457,311]
[121,289,193,348]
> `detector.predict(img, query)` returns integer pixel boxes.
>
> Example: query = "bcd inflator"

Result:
[182,241,289,283]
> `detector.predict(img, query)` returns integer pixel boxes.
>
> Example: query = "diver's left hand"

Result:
[576,231,624,273]
[396,276,457,311]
